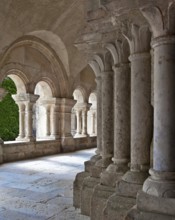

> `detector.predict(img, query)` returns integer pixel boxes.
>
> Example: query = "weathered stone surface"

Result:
[91,184,115,220]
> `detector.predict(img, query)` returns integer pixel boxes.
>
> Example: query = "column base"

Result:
[91,184,115,220]
[24,137,36,142]
[81,176,100,216]
[103,193,136,220]
[73,154,101,208]
[100,163,129,187]
[103,170,148,220]
[73,171,90,208]
[126,191,175,220]
[91,157,113,178]
[15,136,27,142]
[74,133,87,138]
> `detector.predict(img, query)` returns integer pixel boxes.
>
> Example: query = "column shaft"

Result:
[82,110,87,135]
[50,105,59,139]
[25,102,34,140]
[76,110,81,135]
[95,76,102,154]
[130,53,153,171]
[18,103,25,139]
[153,38,175,172]
[113,64,130,166]
[101,71,114,160]
[45,105,51,137]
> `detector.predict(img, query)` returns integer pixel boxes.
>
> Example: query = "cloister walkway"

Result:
[0,148,95,220]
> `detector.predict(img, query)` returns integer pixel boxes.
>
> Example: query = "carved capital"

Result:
[123,24,151,54]
[141,2,175,38]
[105,38,129,65]
[88,50,113,76]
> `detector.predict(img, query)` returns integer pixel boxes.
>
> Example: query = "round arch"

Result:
[0,67,28,94]
[0,35,70,98]
[73,86,88,103]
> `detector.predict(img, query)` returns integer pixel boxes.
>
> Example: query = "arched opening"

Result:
[72,88,89,138]
[34,81,54,140]
[0,76,21,141]
[88,92,97,136]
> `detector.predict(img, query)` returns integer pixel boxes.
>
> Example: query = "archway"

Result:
[88,92,97,136]
[34,81,54,140]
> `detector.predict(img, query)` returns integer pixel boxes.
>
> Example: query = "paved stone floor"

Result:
[0,148,95,220]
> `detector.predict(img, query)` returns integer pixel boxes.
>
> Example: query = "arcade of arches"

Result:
[0,0,175,219]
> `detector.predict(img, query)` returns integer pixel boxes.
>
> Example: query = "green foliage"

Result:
[0,77,19,141]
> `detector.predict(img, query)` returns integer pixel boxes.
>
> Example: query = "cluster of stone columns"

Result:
[36,98,60,140]
[74,2,175,220]
[12,93,39,142]
[12,94,75,143]
[73,102,97,138]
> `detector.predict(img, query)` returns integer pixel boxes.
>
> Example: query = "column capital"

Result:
[105,38,129,66]
[141,3,175,38]
[123,24,151,54]
[12,93,39,103]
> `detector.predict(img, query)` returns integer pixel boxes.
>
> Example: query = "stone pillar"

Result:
[16,103,25,140]
[24,94,39,142]
[75,110,81,137]
[58,98,76,150]
[103,25,153,220]
[50,102,60,140]
[95,70,114,168]
[90,112,95,136]
[81,109,87,136]
[95,75,102,155]
[82,60,114,217]
[127,4,175,219]
[91,41,130,220]
[100,63,130,187]
[45,104,51,137]
[73,62,102,210]
[71,109,76,136]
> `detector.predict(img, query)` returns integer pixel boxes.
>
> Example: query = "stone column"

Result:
[95,75,102,155]
[45,104,51,137]
[121,24,153,185]
[75,109,81,137]
[81,109,87,136]
[91,41,130,220]
[24,94,39,142]
[12,94,28,142]
[103,25,153,220]
[95,70,114,168]
[16,103,25,140]
[58,98,76,149]
[127,4,175,219]
[90,112,95,136]
[101,63,130,186]
[50,102,60,140]
[71,109,76,136]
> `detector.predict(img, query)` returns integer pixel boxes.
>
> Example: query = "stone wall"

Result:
[3,137,96,163]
